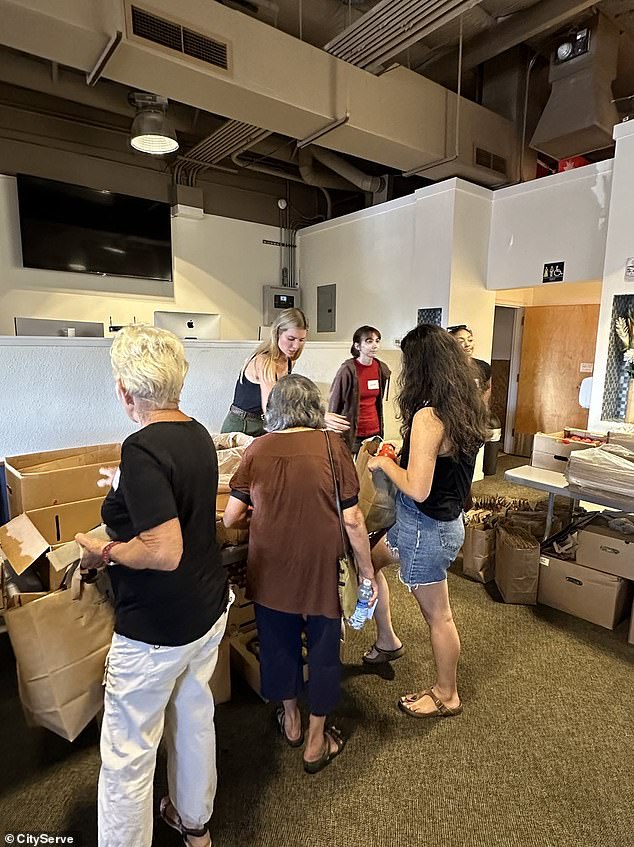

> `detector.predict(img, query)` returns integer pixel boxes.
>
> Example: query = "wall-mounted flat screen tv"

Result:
[17,175,173,282]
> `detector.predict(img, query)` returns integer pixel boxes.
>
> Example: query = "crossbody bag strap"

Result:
[324,431,349,554]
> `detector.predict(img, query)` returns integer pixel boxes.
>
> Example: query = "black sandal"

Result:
[159,797,211,846]
[362,642,405,665]
[303,726,346,774]
[275,705,304,747]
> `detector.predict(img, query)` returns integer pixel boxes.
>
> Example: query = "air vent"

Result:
[131,6,229,70]
[474,147,507,176]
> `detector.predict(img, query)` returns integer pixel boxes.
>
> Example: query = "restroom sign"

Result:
[542,261,565,283]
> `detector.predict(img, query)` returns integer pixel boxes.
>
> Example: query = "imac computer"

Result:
[154,311,221,340]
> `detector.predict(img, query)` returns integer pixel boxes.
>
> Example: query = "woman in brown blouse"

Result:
[223,374,376,774]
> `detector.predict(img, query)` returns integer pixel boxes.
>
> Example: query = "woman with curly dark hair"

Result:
[364,323,487,719]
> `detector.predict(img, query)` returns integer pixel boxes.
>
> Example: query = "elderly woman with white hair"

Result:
[75,325,229,847]
[223,374,377,774]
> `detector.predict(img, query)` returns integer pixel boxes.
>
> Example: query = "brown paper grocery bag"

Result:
[355,444,396,533]
[5,567,114,741]
[462,524,496,583]
[495,526,540,604]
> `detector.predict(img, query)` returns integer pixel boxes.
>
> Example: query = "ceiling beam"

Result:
[421,0,598,82]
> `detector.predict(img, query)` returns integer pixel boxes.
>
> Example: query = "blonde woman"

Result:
[75,325,229,847]
[221,307,349,436]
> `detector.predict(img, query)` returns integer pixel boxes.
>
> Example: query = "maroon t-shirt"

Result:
[354,358,381,438]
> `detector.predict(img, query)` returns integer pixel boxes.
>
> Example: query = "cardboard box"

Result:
[25,497,105,545]
[227,585,255,632]
[5,443,120,516]
[230,627,267,701]
[538,553,632,629]
[209,636,231,705]
[531,429,605,473]
[576,520,634,581]
[215,513,248,547]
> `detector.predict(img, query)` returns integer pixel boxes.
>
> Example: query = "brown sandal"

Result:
[398,688,463,719]
[362,642,405,665]
[159,797,212,846]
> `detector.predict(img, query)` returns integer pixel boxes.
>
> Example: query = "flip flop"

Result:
[303,726,346,774]
[159,797,212,846]
[362,642,405,665]
[398,688,463,719]
[275,705,304,748]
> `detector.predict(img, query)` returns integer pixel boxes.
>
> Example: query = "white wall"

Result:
[0,175,281,339]
[487,161,612,290]
[0,338,402,457]
[447,183,495,362]
[298,187,455,346]
[589,121,634,427]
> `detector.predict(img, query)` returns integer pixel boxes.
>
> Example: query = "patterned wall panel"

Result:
[417,308,443,326]
[601,294,634,420]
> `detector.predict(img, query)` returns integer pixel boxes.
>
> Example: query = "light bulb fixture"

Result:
[129,92,179,155]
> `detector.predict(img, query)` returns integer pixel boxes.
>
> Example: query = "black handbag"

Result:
[324,431,358,619]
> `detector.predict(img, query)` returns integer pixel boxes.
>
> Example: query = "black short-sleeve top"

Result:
[101,419,227,646]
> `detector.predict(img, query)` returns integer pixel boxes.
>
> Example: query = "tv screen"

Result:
[17,175,173,282]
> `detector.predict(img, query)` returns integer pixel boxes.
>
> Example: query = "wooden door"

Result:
[513,304,600,455]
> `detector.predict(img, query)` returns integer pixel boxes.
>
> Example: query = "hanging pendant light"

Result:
[130,92,179,155]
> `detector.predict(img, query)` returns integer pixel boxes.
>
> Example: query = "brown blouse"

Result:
[229,429,360,619]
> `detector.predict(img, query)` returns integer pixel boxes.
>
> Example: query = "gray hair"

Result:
[111,324,189,408]
[265,374,326,432]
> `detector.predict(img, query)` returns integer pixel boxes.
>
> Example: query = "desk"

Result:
[503,465,634,538]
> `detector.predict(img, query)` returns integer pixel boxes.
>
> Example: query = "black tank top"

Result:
[401,432,476,521]
[231,357,293,415]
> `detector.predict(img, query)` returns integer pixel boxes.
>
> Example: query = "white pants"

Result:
[98,608,229,847]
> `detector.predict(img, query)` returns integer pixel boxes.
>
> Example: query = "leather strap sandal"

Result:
[362,642,405,665]
[398,688,463,718]
[159,796,212,847]
[275,705,304,747]
[303,726,346,774]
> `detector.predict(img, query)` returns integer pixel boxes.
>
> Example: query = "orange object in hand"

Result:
[377,442,398,461]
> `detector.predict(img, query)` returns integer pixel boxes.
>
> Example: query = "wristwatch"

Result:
[102,540,123,565]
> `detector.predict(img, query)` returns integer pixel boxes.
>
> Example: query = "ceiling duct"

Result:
[324,0,480,73]
[530,13,620,159]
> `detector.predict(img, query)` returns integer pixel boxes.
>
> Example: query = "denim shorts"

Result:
[386,491,465,587]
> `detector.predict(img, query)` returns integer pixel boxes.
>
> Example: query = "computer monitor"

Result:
[14,317,105,337]
[154,311,221,340]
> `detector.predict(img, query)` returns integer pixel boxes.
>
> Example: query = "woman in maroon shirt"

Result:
[223,374,377,774]
[329,325,391,454]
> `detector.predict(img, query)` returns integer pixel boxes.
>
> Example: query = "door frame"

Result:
[503,306,525,455]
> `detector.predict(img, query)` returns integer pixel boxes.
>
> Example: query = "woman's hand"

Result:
[75,532,106,570]
[359,573,379,606]
[324,412,351,433]
[97,466,119,489]
[367,455,389,474]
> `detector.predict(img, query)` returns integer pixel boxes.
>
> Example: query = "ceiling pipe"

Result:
[308,145,384,193]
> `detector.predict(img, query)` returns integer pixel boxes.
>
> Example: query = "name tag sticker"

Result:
[539,556,549,567]
[367,379,380,390]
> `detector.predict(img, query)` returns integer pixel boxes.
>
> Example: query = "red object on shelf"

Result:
[558,156,590,172]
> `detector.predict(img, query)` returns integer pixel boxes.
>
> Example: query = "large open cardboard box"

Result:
[5,443,120,516]
[538,553,632,629]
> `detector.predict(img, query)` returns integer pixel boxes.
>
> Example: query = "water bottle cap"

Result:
[362,578,372,585]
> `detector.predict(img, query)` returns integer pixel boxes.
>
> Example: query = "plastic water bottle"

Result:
[348,579,374,630]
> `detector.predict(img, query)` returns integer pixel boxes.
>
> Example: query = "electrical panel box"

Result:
[262,286,301,327]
